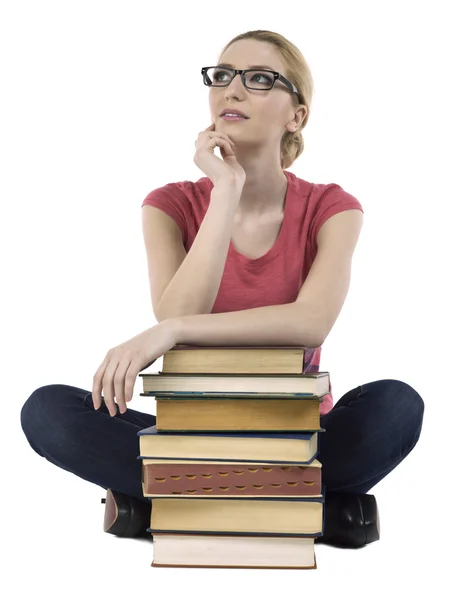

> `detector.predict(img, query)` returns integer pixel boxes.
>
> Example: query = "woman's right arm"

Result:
[143,182,243,322]
[143,122,246,322]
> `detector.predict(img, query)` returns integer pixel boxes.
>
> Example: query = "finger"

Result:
[114,359,133,415]
[213,133,235,146]
[92,356,109,409]
[217,137,235,151]
[214,138,234,156]
[218,142,233,159]
[211,128,235,144]
[199,130,234,145]
[103,361,120,416]
[207,136,230,149]
[124,362,139,407]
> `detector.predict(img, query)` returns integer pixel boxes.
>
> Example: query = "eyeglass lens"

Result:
[205,67,274,90]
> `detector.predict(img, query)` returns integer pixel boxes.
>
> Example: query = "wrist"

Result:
[212,179,244,196]
[210,184,243,211]
[161,317,182,345]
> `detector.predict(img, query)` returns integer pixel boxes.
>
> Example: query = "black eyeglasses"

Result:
[201,66,302,103]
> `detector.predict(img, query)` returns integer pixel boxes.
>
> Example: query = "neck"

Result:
[231,148,288,218]
[238,171,287,219]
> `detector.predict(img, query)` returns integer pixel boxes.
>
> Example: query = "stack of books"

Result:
[137,345,328,569]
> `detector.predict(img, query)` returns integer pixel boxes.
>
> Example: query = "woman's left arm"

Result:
[92,301,320,418]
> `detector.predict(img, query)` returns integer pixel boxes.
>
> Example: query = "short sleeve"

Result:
[141,183,188,244]
[309,184,364,249]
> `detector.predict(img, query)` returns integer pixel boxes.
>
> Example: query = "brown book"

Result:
[155,396,322,431]
[141,458,322,498]
[151,533,317,569]
[139,371,330,396]
[148,496,324,537]
[162,345,309,374]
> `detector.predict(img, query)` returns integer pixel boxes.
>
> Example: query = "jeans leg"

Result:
[20,384,156,501]
[318,379,425,494]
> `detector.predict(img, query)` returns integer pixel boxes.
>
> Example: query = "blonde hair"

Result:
[219,30,314,169]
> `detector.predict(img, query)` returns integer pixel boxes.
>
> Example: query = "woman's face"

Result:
[209,39,302,148]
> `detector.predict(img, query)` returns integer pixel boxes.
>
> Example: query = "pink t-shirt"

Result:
[142,170,364,415]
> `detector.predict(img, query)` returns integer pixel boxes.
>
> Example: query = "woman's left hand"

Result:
[92,320,178,416]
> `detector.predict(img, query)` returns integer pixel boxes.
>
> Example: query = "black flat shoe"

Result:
[101,489,151,538]
[315,491,380,548]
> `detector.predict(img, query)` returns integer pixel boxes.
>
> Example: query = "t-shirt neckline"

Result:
[228,169,292,269]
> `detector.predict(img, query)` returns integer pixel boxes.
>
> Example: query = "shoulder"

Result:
[305,180,364,250]
[285,171,363,211]
[311,181,363,209]
[316,208,363,249]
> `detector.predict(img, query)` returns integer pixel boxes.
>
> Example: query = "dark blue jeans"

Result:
[20,379,424,502]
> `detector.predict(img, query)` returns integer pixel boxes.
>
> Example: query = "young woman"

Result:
[20,30,424,549]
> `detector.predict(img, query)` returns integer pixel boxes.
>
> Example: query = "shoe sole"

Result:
[102,490,151,538]
[102,489,132,536]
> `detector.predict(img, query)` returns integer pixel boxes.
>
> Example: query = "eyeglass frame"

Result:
[201,66,302,104]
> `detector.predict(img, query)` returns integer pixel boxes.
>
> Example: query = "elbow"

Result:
[310,322,326,348]
[313,322,330,348]
[292,303,326,348]
[312,319,326,347]
[307,332,325,349]
[293,325,324,350]
[313,333,325,348]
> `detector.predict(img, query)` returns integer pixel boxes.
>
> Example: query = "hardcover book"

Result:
[139,371,330,396]
[147,495,325,537]
[151,533,317,569]
[161,344,309,374]
[154,395,322,431]
[137,426,324,464]
[141,458,322,497]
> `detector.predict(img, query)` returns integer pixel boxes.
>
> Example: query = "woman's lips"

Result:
[221,115,248,121]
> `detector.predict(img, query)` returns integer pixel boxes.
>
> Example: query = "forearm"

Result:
[166,301,323,349]
[156,184,242,321]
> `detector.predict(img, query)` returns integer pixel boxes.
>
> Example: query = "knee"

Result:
[389,379,424,417]
[20,384,72,444]
[375,378,424,430]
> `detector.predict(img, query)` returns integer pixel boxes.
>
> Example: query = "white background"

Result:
[2,0,448,598]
